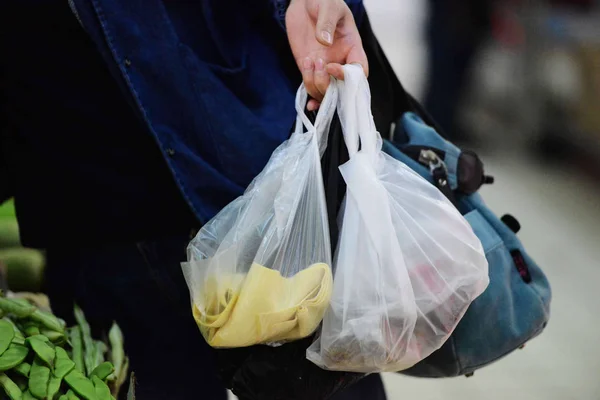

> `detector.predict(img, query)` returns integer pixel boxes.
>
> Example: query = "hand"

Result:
[286,0,369,110]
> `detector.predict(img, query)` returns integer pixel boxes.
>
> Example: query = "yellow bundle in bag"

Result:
[194,262,332,347]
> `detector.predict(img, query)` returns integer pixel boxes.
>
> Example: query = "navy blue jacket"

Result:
[0,0,364,247]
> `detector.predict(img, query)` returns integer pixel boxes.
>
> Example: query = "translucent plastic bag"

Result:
[182,82,338,348]
[307,65,489,373]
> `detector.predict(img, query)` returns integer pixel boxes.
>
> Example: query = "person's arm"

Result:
[284,0,369,110]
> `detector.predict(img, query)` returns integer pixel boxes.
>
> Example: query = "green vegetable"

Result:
[13,362,31,378]
[23,390,37,400]
[126,373,135,400]
[23,325,40,338]
[30,310,64,334]
[0,301,126,400]
[28,357,50,399]
[0,344,29,371]
[66,390,81,400]
[54,348,75,379]
[73,307,94,376]
[92,376,112,400]
[89,362,114,382]
[26,335,55,369]
[64,369,96,400]
[68,328,84,374]
[94,342,107,369]
[0,372,23,400]
[115,357,128,396]
[107,324,123,382]
[0,319,15,355]
[0,298,36,318]
[40,329,65,345]
[47,374,62,400]
[3,319,25,345]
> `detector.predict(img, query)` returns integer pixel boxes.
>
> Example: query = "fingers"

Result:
[300,57,319,106]
[324,44,369,82]
[325,63,344,80]
[315,0,345,46]
[314,58,330,101]
[346,43,369,78]
[307,99,320,111]
[300,57,329,110]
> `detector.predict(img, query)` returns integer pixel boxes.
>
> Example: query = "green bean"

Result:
[13,362,31,378]
[10,298,31,306]
[23,324,40,338]
[68,328,84,374]
[64,369,96,400]
[3,319,25,346]
[23,390,37,400]
[30,310,64,334]
[115,357,128,396]
[94,341,107,369]
[29,357,50,399]
[107,324,123,382]
[73,306,94,376]
[0,320,15,356]
[40,329,66,345]
[0,372,23,400]
[0,344,29,371]
[47,374,62,400]
[126,372,135,400]
[26,335,55,369]
[66,390,81,400]
[0,298,36,318]
[54,348,75,380]
[92,376,112,400]
[89,362,114,382]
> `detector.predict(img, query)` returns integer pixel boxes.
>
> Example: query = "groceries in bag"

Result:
[183,84,339,348]
[307,65,489,373]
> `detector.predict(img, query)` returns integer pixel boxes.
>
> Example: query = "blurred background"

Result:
[365,0,600,399]
[1,0,599,399]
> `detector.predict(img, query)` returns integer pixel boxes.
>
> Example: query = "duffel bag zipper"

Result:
[418,149,456,203]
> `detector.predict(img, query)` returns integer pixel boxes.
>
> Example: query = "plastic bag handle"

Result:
[336,64,381,163]
[294,79,339,155]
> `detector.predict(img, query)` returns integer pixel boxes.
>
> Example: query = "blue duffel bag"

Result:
[383,112,552,378]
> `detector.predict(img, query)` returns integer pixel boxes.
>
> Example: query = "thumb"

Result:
[315,1,344,46]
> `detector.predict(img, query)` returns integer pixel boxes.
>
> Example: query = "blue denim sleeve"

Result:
[272,0,365,30]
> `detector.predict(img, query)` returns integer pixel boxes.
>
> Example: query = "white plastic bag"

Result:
[182,83,338,348]
[307,65,489,373]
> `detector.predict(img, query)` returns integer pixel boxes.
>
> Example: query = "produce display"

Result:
[0,292,129,400]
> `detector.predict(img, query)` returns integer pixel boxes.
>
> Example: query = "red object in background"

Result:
[491,5,525,48]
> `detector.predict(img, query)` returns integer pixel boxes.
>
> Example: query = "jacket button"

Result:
[166,148,176,157]
[124,58,132,67]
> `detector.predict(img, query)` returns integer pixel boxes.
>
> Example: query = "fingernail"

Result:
[321,31,332,45]
[302,57,313,71]
[315,58,324,72]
